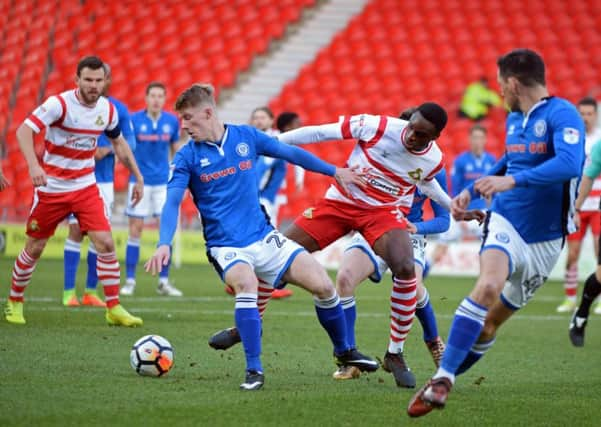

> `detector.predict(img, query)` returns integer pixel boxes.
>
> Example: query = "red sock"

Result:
[258,280,273,319]
[388,276,417,353]
[97,252,120,308]
[10,250,38,302]
[564,264,578,299]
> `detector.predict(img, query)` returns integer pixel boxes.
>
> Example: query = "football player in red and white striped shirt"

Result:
[4,56,144,327]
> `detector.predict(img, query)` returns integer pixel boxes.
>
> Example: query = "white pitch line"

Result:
[19,305,576,321]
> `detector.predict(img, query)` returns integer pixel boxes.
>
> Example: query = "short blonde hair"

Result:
[175,83,216,111]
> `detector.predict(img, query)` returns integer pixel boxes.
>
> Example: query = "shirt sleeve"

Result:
[119,106,136,151]
[414,169,450,235]
[256,129,335,176]
[158,149,192,246]
[24,95,64,133]
[467,154,508,199]
[104,101,121,139]
[451,156,464,196]
[513,106,584,187]
[170,115,181,144]
[584,140,601,179]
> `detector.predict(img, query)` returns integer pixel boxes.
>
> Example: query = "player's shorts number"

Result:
[266,233,286,249]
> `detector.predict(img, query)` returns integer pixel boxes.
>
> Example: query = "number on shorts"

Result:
[266,233,286,248]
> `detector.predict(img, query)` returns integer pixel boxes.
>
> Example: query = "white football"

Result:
[130,335,174,377]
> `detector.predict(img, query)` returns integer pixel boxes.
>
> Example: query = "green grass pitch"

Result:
[0,258,600,426]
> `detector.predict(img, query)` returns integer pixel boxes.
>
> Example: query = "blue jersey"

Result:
[408,168,450,236]
[451,151,496,210]
[256,156,287,203]
[95,96,136,183]
[469,97,584,243]
[130,110,180,185]
[159,124,335,248]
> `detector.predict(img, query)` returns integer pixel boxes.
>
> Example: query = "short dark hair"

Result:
[276,112,299,132]
[578,96,597,111]
[497,49,546,87]
[416,102,448,133]
[77,56,104,77]
[470,123,487,135]
[146,81,166,95]
[399,107,418,120]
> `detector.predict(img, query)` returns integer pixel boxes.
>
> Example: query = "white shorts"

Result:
[126,183,166,218]
[208,229,304,288]
[437,215,483,244]
[346,232,426,283]
[482,212,563,309]
[68,182,114,223]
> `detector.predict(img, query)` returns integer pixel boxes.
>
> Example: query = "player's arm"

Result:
[277,114,380,145]
[145,152,190,275]
[18,95,64,187]
[257,130,364,192]
[414,171,450,235]
[477,108,583,198]
[260,159,287,201]
[575,140,601,210]
[0,161,9,191]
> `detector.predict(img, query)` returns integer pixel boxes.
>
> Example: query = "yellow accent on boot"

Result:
[594,300,601,315]
[5,299,26,325]
[332,365,361,380]
[556,298,576,313]
[105,304,143,327]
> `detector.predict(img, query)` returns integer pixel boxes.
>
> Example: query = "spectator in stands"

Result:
[426,124,495,275]
[459,77,502,121]
[558,97,601,313]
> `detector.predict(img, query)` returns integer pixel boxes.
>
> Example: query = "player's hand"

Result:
[574,210,581,229]
[145,245,171,275]
[451,189,471,220]
[334,165,365,193]
[474,175,515,198]
[29,163,47,187]
[130,181,144,207]
[406,221,417,234]
[462,209,486,224]
[0,171,10,191]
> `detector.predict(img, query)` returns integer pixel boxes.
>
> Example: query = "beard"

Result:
[80,89,101,105]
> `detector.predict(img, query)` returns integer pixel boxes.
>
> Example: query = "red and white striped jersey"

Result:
[24,89,118,193]
[582,127,601,211]
[325,114,444,212]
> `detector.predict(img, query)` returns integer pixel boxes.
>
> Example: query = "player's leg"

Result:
[570,233,601,346]
[123,182,147,296]
[63,219,84,306]
[372,228,417,388]
[222,262,265,390]
[590,212,601,315]
[152,185,183,297]
[559,233,582,312]
[281,249,378,373]
[82,182,113,307]
[76,185,142,326]
[332,241,380,380]
[6,191,68,324]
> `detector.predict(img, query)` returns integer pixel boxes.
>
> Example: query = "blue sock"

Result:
[125,237,140,281]
[63,239,81,292]
[235,293,262,373]
[159,245,172,282]
[85,243,98,291]
[314,293,348,355]
[439,298,487,376]
[416,289,439,342]
[340,296,357,349]
[456,337,496,375]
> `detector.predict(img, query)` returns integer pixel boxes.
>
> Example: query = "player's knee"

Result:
[25,239,46,258]
[389,258,415,280]
[93,235,115,253]
[68,225,83,242]
[473,279,503,306]
[336,269,358,296]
